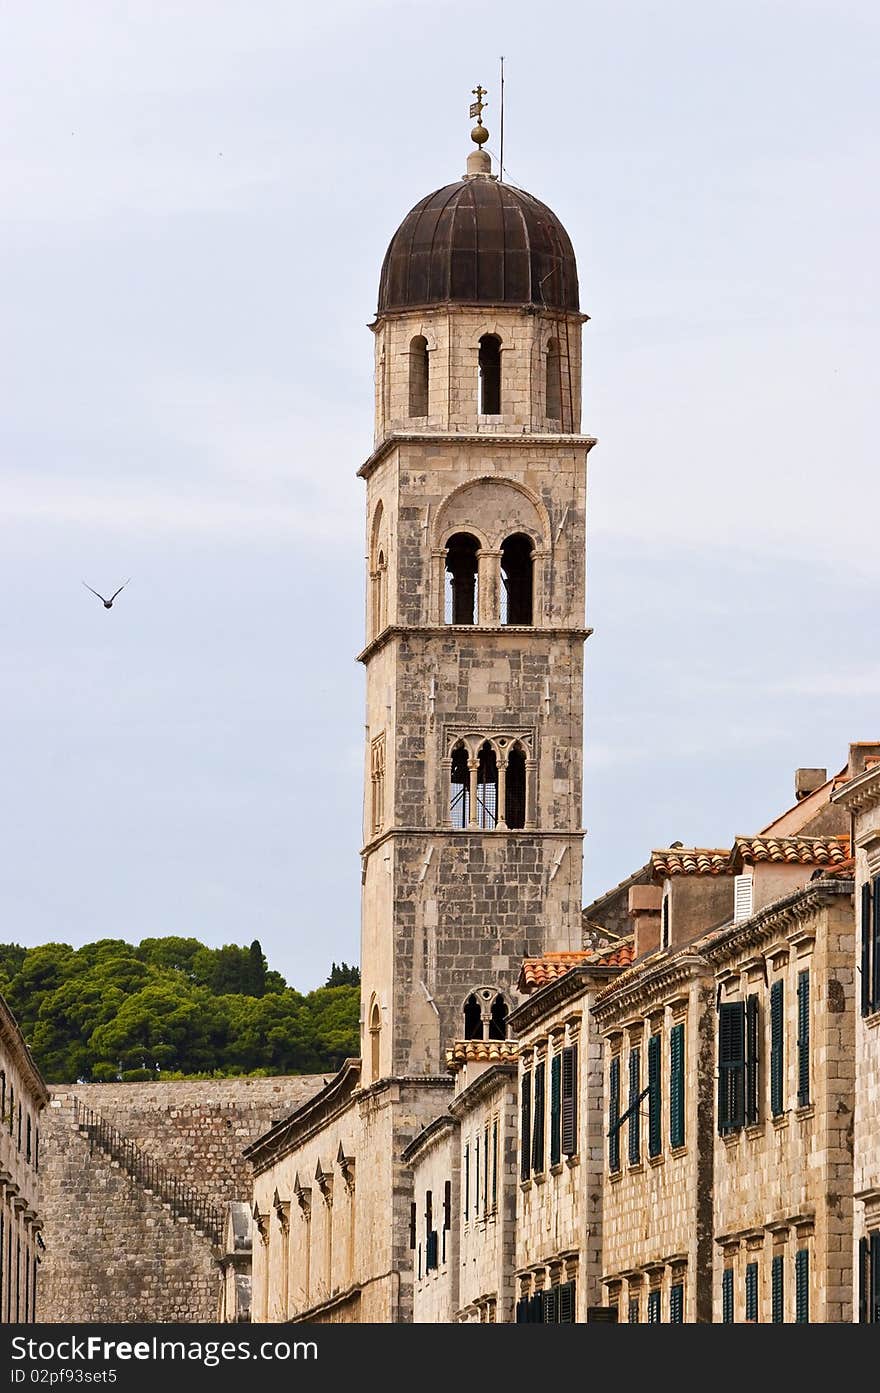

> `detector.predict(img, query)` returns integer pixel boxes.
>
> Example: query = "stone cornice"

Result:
[447,1061,518,1117]
[358,431,598,480]
[360,827,586,859]
[244,1060,361,1174]
[508,964,621,1035]
[592,954,707,1028]
[831,763,880,813]
[357,623,593,665]
[0,992,49,1107]
[400,1110,458,1165]
[700,880,853,966]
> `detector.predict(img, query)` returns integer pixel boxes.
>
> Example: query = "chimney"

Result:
[795,768,827,801]
[628,884,662,959]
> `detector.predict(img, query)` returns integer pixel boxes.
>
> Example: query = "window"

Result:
[628,1296,640,1324]
[369,1000,381,1083]
[464,989,508,1040]
[8,1085,13,1136]
[482,1124,489,1214]
[478,334,501,414]
[772,1254,784,1324]
[0,1072,5,1125]
[500,534,533,625]
[561,1044,578,1155]
[25,1116,31,1165]
[409,1201,416,1250]
[628,1047,641,1164]
[669,1022,685,1148]
[488,994,508,1039]
[491,1121,498,1210]
[647,1289,661,1324]
[425,1193,438,1271]
[733,873,754,923]
[745,1261,758,1322]
[745,994,759,1125]
[558,1280,576,1324]
[373,548,387,635]
[669,1282,684,1323]
[475,742,498,829]
[550,1052,562,1166]
[661,893,670,949]
[797,970,810,1107]
[408,335,429,416]
[608,1055,620,1173]
[722,1267,734,1324]
[545,338,562,420]
[520,1074,531,1181]
[858,1233,880,1323]
[770,980,784,1117]
[475,1133,480,1216]
[648,1033,661,1158]
[504,744,527,829]
[450,744,470,828]
[17,1103,21,1151]
[464,1144,470,1220]
[542,1287,559,1323]
[532,1061,546,1173]
[34,1126,39,1173]
[795,1248,809,1323]
[718,1001,745,1132]
[860,874,880,1016]
[463,993,482,1040]
[444,533,480,624]
[370,733,386,837]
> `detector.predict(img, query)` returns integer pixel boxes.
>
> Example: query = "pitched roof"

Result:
[517,941,634,993]
[810,856,855,881]
[445,1040,520,1071]
[651,848,731,878]
[731,834,850,869]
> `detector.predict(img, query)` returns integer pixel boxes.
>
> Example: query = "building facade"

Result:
[0,992,48,1323]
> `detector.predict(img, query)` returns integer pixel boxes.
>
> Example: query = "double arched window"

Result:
[449,737,529,830]
[443,531,534,626]
[463,990,509,1041]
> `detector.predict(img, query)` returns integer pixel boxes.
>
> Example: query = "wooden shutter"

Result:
[628,1296,640,1324]
[669,1282,683,1324]
[515,1296,528,1324]
[483,1124,489,1213]
[795,1248,809,1323]
[770,980,784,1117]
[771,1253,784,1323]
[561,1044,577,1155]
[529,1292,543,1323]
[859,1237,868,1324]
[797,971,810,1107]
[873,875,880,1011]
[871,1232,880,1324]
[550,1052,562,1166]
[532,1061,545,1173]
[559,1279,575,1324]
[669,1022,685,1148]
[718,1001,745,1131]
[745,995,759,1125]
[628,1046,641,1164]
[491,1120,498,1210]
[647,1289,660,1324]
[409,1201,416,1249]
[745,1261,758,1322]
[464,1144,470,1221]
[543,1286,559,1324]
[862,882,873,1017]
[520,1074,531,1182]
[609,1055,621,1173]
[722,1267,733,1324]
[648,1033,661,1157]
[443,1179,451,1231]
[734,873,753,923]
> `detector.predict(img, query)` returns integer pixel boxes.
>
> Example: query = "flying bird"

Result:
[82,579,130,609]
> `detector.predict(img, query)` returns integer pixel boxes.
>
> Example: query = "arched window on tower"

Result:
[369,1000,381,1082]
[476,742,498,829]
[450,744,470,828]
[489,994,508,1040]
[478,334,502,414]
[500,534,534,625]
[463,994,482,1040]
[505,745,527,829]
[409,335,429,416]
[374,549,387,634]
[445,533,480,624]
[545,337,562,420]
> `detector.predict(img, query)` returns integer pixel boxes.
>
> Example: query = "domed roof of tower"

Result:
[377,171,579,316]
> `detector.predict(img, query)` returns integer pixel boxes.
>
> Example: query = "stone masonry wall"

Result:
[40,1076,324,1322]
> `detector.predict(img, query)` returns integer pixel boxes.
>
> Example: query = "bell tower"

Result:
[358,99,595,1080]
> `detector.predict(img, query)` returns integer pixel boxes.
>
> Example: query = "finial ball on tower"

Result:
[471,122,489,147]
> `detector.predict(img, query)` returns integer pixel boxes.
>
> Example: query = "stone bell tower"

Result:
[358,95,595,1080]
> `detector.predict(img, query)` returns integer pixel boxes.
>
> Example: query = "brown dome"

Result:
[377,176,579,315]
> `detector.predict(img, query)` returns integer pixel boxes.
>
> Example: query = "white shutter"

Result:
[734,873,754,924]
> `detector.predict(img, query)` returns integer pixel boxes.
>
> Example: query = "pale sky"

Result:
[1,1,878,990]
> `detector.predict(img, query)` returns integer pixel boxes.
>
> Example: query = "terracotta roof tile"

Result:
[731,835,850,868]
[517,942,634,993]
[652,848,731,878]
[810,856,855,880]
[444,1040,520,1072]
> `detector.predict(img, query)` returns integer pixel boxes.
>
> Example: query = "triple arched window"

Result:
[444,532,534,626]
[449,737,529,830]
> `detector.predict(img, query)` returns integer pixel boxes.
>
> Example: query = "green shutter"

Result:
[561,1044,577,1155]
[550,1052,562,1166]
[520,1074,531,1182]
[871,1232,880,1324]
[628,1297,640,1324]
[859,1238,868,1324]
[795,1248,809,1323]
[772,1254,784,1323]
[491,1120,497,1210]
[464,1144,470,1220]
[609,1056,620,1173]
[559,1280,575,1324]
[745,995,759,1124]
[475,1134,480,1215]
[797,971,810,1107]
[745,1261,758,1322]
[647,1289,660,1324]
[718,1001,745,1131]
[532,1061,545,1173]
[669,1282,683,1323]
[515,1296,528,1324]
[483,1124,489,1212]
[722,1267,734,1324]
[409,1201,416,1249]
[669,1022,685,1148]
[543,1286,559,1324]
[648,1033,661,1157]
[770,980,784,1117]
[628,1047,641,1164]
[862,883,873,1017]
[873,876,880,1011]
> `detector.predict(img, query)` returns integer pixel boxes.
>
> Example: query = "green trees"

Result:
[0,938,359,1084]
